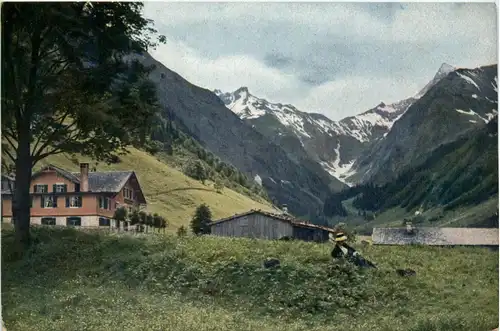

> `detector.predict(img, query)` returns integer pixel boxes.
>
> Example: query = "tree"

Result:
[214,179,224,193]
[138,210,148,233]
[183,159,208,184]
[177,225,187,237]
[113,206,128,230]
[190,203,212,235]
[145,212,154,233]
[129,209,141,232]
[2,2,165,252]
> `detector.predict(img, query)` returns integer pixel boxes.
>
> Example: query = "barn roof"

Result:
[210,209,334,232]
[372,227,499,246]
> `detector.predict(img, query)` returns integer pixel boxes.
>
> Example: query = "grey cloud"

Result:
[145,2,497,117]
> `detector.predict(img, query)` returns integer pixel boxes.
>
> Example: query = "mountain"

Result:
[349,64,498,184]
[214,87,416,185]
[324,116,498,228]
[134,52,342,219]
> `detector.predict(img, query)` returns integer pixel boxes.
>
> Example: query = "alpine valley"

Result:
[213,63,498,226]
[141,49,498,226]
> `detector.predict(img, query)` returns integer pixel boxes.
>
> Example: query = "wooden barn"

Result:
[372,225,499,249]
[209,209,334,242]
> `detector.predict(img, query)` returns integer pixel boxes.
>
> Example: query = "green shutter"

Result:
[40,196,44,208]
[63,184,67,193]
[66,197,70,208]
[79,196,82,207]
[53,196,58,208]
[44,185,48,193]
[53,184,57,193]
[33,185,37,193]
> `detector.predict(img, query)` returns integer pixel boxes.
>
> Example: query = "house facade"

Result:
[210,209,333,242]
[1,163,147,227]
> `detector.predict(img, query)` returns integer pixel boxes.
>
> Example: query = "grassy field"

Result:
[39,148,275,230]
[2,226,498,331]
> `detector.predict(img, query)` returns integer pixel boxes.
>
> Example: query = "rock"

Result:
[263,258,280,269]
[396,268,416,277]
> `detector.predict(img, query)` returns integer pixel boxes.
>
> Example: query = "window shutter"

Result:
[63,184,67,192]
[44,185,48,193]
[33,185,37,193]
[53,196,58,208]
[40,196,44,208]
[66,197,70,208]
[53,184,57,193]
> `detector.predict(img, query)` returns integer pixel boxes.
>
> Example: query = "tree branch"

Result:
[32,147,65,166]
[3,131,18,151]
[31,109,71,155]
[2,145,16,164]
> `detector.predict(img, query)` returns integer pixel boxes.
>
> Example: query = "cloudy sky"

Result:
[143,2,497,120]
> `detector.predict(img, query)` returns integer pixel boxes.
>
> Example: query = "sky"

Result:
[143,2,497,121]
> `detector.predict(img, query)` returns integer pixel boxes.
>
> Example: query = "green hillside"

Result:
[2,227,498,331]
[39,148,275,230]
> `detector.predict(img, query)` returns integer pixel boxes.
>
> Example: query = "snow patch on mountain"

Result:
[273,111,311,138]
[455,109,489,123]
[254,174,262,186]
[457,72,481,91]
[318,142,357,186]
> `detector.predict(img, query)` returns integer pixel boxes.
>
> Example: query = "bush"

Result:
[190,204,212,235]
[183,159,208,184]
[177,225,187,237]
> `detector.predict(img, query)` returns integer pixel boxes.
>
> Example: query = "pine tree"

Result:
[190,204,212,235]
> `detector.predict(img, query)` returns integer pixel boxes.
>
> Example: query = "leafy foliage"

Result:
[1,227,498,331]
[2,2,165,250]
[177,225,188,237]
[190,204,212,235]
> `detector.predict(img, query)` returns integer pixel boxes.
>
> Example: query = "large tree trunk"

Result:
[13,134,33,255]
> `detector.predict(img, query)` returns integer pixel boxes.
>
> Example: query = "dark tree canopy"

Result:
[1,2,165,252]
[190,204,212,235]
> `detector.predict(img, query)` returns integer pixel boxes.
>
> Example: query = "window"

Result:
[41,217,56,226]
[41,196,57,208]
[53,184,67,193]
[65,196,82,208]
[66,217,81,226]
[99,217,110,227]
[123,187,134,200]
[34,184,48,193]
[75,183,80,192]
[99,197,111,210]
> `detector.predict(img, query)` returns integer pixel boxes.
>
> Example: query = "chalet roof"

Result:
[4,165,145,203]
[70,171,134,193]
[210,209,335,232]
[372,227,499,246]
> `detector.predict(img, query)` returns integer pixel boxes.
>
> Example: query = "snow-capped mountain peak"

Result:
[415,62,456,98]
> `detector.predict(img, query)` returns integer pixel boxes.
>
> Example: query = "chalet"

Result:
[209,209,334,242]
[1,163,147,227]
[372,225,499,248]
